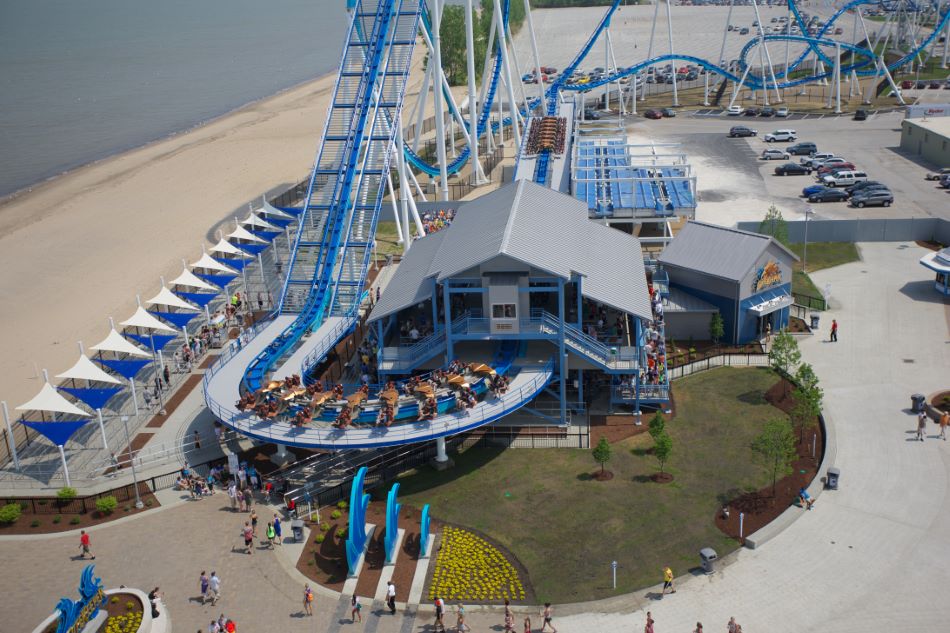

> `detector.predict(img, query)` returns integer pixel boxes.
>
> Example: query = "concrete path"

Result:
[2,242,947,633]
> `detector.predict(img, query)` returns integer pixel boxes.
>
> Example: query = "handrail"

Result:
[299,314,358,376]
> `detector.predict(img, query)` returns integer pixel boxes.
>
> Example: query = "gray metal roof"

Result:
[657,220,799,282]
[370,180,653,322]
[368,230,445,323]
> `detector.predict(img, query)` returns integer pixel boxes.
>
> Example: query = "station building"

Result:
[656,221,799,345]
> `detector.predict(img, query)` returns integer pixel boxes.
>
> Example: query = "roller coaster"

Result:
[203,0,949,451]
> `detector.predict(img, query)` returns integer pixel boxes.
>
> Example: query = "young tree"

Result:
[709,311,725,347]
[758,205,789,246]
[791,363,823,442]
[648,412,666,442]
[751,419,797,496]
[654,431,673,475]
[768,328,801,397]
[592,437,612,475]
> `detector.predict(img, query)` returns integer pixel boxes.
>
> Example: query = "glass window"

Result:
[492,304,516,319]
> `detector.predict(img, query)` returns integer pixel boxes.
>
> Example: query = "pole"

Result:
[522,0,547,111]
[666,0,678,107]
[122,415,144,508]
[465,0,483,184]
[58,444,71,487]
[435,436,448,462]
[493,0,522,149]
[129,378,139,415]
[1,401,20,471]
[802,208,812,273]
[739,512,745,540]
[96,408,109,452]
[834,42,842,114]
[812,433,817,459]
[430,0,449,201]
[611,560,617,589]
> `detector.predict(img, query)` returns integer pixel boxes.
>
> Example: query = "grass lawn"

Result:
[786,242,860,301]
[375,220,410,257]
[396,367,791,603]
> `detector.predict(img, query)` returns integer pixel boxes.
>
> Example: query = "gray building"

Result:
[900,117,950,167]
[657,221,799,344]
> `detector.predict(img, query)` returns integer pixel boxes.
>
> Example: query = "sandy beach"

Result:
[0,75,338,408]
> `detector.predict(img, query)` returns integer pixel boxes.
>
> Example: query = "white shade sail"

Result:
[146,286,199,311]
[56,354,122,385]
[242,213,278,230]
[226,224,266,243]
[90,328,152,358]
[17,382,90,416]
[192,253,237,273]
[170,267,217,292]
[262,199,292,218]
[209,238,249,258]
[121,306,178,332]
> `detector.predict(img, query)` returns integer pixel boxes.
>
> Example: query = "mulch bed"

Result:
[715,377,825,541]
[590,391,677,445]
[787,315,810,333]
[930,391,950,415]
[666,341,764,368]
[146,375,203,427]
[915,240,943,252]
[94,592,144,633]
[0,485,160,535]
[198,355,217,369]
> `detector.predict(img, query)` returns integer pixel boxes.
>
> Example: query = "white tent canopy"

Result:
[90,328,152,358]
[192,253,237,273]
[170,267,217,292]
[209,238,249,258]
[262,198,293,218]
[146,286,199,311]
[227,224,266,244]
[241,213,279,230]
[56,354,122,385]
[121,306,177,332]
[17,382,90,416]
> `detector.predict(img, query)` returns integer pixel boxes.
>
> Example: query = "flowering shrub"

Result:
[428,526,525,602]
[104,610,142,633]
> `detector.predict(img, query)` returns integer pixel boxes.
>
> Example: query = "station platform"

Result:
[270,316,350,381]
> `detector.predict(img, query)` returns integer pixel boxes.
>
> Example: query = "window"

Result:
[492,304,517,319]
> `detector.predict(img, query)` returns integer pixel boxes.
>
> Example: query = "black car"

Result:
[584,109,601,120]
[845,180,887,197]
[662,108,676,118]
[729,125,757,137]
[807,188,849,203]
[774,162,812,176]
[788,142,818,156]
[853,109,868,121]
[744,107,760,116]
[760,106,776,117]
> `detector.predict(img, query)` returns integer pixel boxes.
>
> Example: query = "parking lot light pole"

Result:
[121,415,144,509]
[802,207,815,273]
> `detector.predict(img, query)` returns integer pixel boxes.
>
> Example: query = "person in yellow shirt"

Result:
[662,566,676,595]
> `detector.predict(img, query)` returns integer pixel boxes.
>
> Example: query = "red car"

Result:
[901,80,914,89]
[644,109,663,119]
[817,162,855,175]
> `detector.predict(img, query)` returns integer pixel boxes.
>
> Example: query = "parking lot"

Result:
[622,110,950,226]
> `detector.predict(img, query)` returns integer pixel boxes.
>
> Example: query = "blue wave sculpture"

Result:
[419,504,431,556]
[384,483,401,564]
[345,466,371,575]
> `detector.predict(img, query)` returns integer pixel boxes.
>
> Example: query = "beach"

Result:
[0,75,336,409]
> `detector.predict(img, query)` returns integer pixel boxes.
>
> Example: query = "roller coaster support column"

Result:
[665,0,679,107]
[465,0,484,185]
[435,437,448,463]
[834,42,842,114]
[943,2,950,69]
[728,62,753,110]
[430,0,450,202]
[493,0,521,150]
[557,277,567,425]
[703,72,710,107]
[643,0,660,102]
[523,0,547,111]
[750,0,781,105]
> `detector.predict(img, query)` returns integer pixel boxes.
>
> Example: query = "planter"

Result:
[33,588,155,633]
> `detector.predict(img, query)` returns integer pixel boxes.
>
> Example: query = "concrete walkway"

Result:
[2,243,947,633]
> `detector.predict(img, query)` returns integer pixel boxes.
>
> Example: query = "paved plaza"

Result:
[2,241,948,631]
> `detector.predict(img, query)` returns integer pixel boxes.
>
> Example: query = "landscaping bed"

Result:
[0,484,159,534]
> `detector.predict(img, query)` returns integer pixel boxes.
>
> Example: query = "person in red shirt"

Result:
[79,530,95,560]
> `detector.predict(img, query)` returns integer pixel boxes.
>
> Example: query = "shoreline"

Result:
[0,70,335,207]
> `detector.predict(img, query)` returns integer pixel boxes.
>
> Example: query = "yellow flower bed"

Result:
[428,526,526,602]
[104,611,143,633]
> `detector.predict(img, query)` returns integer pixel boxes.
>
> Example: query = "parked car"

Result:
[802,152,836,167]
[807,187,849,203]
[583,109,601,120]
[662,108,677,117]
[740,27,750,34]
[744,107,760,116]
[761,148,790,160]
[775,162,812,176]
[853,109,868,121]
[643,109,663,120]
[727,105,745,116]
[776,107,790,117]
[821,170,868,187]
[816,160,856,175]
[788,142,818,156]
[939,173,950,188]
[850,190,894,207]
[764,129,797,142]
[802,183,827,197]
[930,81,943,89]
[925,167,950,180]
[845,180,887,197]
[760,106,776,117]
[729,125,757,137]
[901,79,914,89]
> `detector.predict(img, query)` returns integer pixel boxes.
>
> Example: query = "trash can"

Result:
[291,519,305,543]
[826,467,840,490]
[911,394,926,413]
[699,547,718,574]
[810,314,820,330]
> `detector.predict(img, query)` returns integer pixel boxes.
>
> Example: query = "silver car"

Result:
[761,148,790,160]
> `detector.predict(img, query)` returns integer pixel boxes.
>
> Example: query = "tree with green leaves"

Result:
[751,419,797,496]
[592,437,612,475]
[648,412,666,442]
[768,328,801,397]
[709,311,725,347]
[654,431,673,475]
[791,363,823,442]
[758,205,789,246]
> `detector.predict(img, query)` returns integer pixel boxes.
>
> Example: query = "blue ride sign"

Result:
[55,564,107,633]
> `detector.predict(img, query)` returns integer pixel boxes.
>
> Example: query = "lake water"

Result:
[0,0,348,197]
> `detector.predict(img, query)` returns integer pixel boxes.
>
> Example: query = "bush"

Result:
[336,500,348,510]
[69,517,81,525]
[52,515,62,524]
[0,503,22,524]
[95,496,118,516]
[20,501,29,511]
[37,499,48,506]
[145,499,153,507]
[123,506,130,513]
[319,522,330,533]
[330,509,342,519]
[111,596,120,604]
[335,528,347,538]
[315,534,326,544]
[126,601,136,611]
[30,519,40,528]
[57,487,78,501]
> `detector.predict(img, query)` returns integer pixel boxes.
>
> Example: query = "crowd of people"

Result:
[524,116,567,155]
[420,208,455,235]
[642,284,668,387]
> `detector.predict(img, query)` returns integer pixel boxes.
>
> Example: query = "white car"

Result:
[727,105,744,116]
[761,148,791,160]
[764,129,797,142]
[775,107,789,117]
[821,170,868,187]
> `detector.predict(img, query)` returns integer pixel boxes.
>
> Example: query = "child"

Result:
[351,595,362,623]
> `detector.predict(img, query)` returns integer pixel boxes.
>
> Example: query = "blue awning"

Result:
[58,387,123,411]
[261,216,292,228]
[95,358,151,379]
[125,333,178,352]
[234,242,268,256]
[742,286,793,315]
[175,291,217,308]
[275,205,302,217]
[149,310,198,328]
[249,229,281,241]
[21,419,90,446]
[195,272,237,288]
[213,257,249,272]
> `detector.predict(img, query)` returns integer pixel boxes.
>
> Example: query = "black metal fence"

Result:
[792,291,827,311]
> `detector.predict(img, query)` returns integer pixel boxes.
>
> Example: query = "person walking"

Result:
[242,522,254,555]
[940,410,949,441]
[644,611,655,633]
[830,319,838,342]
[193,430,201,450]
[249,510,258,537]
[693,622,703,633]
[273,514,282,545]
[163,364,170,387]
[503,599,515,632]
[456,603,469,632]
[433,595,445,631]
[227,482,237,511]
[351,595,363,623]
[265,521,276,548]
[208,572,221,606]
[917,409,928,442]
[236,489,245,513]
[662,566,676,594]
[386,581,397,615]
[540,603,557,633]
[78,530,95,560]
[303,584,314,616]
[199,571,209,604]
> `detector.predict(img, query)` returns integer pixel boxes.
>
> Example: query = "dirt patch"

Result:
[590,393,677,445]
[198,355,217,369]
[787,316,810,334]
[930,391,950,415]
[764,377,797,414]
[651,472,674,484]
[593,470,614,481]
[666,341,764,368]
[0,484,160,534]
[915,240,944,252]
[146,374,203,427]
